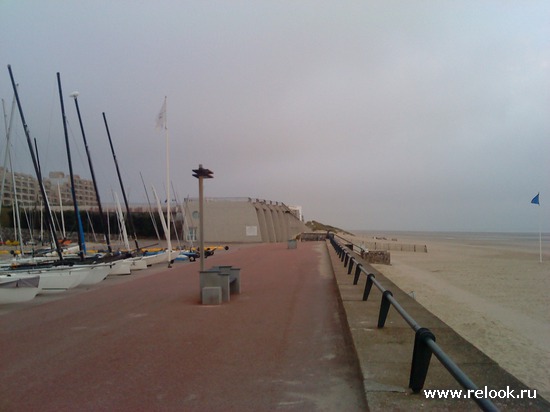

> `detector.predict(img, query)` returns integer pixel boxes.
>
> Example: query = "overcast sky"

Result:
[1,1,549,233]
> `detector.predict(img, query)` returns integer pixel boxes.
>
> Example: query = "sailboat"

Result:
[140,185,174,266]
[57,72,86,260]
[8,65,64,262]
[70,91,112,253]
[4,68,108,292]
[142,97,176,267]
[0,93,41,304]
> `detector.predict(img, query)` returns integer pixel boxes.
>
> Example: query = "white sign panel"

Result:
[246,226,258,236]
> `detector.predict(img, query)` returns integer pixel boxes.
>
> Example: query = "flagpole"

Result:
[539,205,542,263]
[164,96,171,267]
[531,192,542,263]
[155,97,171,265]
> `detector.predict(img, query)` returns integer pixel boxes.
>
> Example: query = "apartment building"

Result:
[0,168,97,208]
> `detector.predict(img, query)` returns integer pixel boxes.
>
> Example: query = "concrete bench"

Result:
[201,286,222,305]
[199,266,241,304]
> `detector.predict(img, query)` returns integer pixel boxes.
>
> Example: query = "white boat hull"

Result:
[129,257,148,271]
[0,275,40,304]
[79,263,112,285]
[33,267,89,293]
[108,259,132,276]
[142,250,174,266]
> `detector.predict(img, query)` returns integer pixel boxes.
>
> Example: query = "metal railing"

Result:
[328,233,499,412]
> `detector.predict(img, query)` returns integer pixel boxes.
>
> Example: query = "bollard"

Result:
[409,328,436,393]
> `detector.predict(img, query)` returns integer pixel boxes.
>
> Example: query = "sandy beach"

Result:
[349,231,550,401]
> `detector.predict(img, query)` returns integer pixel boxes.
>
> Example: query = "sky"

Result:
[1,1,549,233]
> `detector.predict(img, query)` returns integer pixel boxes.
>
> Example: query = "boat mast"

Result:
[7,65,63,261]
[57,72,85,260]
[9,158,23,255]
[70,92,112,253]
[102,112,139,250]
[151,185,170,246]
[1,96,16,244]
[57,183,66,239]
[113,190,129,250]
[34,138,57,248]
[140,171,161,241]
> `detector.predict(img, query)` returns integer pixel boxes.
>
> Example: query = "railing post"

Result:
[344,253,349,267]
[353,264,363,285]
[347,258,355,274]
[377,290,393,328]
[362,273,375,300]
[409,328,436,393]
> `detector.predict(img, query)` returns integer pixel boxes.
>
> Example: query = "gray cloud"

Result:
[1,1,548,232]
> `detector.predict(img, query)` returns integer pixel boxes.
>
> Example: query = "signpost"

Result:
[192,164,213,271]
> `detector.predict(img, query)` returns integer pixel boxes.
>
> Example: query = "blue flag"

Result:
[531,193,540,205]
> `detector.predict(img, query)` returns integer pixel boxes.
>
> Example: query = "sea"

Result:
[352,230,550,252]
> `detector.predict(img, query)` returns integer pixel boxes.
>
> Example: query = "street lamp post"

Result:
[192,164,213,271]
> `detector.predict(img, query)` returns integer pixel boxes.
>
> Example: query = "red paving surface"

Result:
[0,242,367,411]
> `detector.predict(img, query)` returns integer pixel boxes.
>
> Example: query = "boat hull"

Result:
[21,267,90,293]
[142,250,175,266]
[129,257,148,271]
[0,275,40,304]
[108,259,132,276]
[80,263,112,285]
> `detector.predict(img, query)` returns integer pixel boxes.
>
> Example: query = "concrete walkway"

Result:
[0,242,366,412]
[327,239,550,411]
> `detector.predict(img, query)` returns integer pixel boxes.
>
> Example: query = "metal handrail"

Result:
[328,233,499,412]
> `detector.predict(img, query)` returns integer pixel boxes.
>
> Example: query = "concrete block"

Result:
[209,265,241,296]
[200,270,230,302]
[229,267,241,294]
[201,286,222,305]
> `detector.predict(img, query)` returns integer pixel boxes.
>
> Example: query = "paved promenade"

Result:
[2,240,549,411]
[0,242,366,411]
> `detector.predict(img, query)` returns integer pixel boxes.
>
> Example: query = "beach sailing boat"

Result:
[4,68,107,294]
[155,97,175,266]
[0,91,41,304]
[57,72,86,260]
[141,185,174,267]
[103,112,140,251]
[7,65,64,262]
[70,91,112,253]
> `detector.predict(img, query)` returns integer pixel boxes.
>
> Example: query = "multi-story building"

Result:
[0,168,97,208]
[0,168,307,243]
[44,171,97,208]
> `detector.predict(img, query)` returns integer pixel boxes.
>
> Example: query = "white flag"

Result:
[156,97,166,130]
